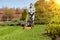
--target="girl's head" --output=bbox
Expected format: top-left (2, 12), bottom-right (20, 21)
top-left (30, 3), bottom-right (33, 8)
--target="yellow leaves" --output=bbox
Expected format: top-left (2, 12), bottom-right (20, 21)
top-left (47, 24), bottom-right (60, 35)
top-left (6, 8), bottom-right (15, 14)
top-left (54, 0), bottom-right (60, 4)
top-left (45, 0), bottom-right (50, 2)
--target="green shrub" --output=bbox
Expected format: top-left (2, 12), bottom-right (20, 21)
top-left (47, 10), bottom-right (60, 40)
top-left (47, 23), bottom-right (60, 40)
top-left (21, 9), bottom-right (27, 20)
top-left (0, 19), bottom-right (21, 26)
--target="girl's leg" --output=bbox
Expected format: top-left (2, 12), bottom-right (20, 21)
top-left (32, 15), bottom-right (34, 27)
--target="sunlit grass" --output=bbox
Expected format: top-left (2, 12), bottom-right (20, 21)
top-left (0, 25), bottom-right (51, 40)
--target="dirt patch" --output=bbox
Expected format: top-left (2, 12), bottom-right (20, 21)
top-left (55, 37), bottom-right (60, 40)
top-left (38, 33), bottom-right (49, 37)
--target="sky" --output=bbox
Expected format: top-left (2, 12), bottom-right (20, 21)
top-left (0, 0), bottom-right (37, 8)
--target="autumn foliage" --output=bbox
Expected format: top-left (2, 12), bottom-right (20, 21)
top-left (0, 8), bottom-right (23, 21)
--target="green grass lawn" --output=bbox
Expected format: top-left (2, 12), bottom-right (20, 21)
top-left (0, 25), bottom-right (51, 40)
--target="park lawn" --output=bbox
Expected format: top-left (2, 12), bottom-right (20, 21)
top-left (0, 25), bottom-right (51, 40)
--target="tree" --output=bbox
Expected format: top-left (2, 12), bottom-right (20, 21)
top-left (34, 0), bottom-right (54, 24)
top-left (2, 8), bottom-right (15, 21)
top-left (45, 0), bottom-right (60, 40)
top-left (21, 9), bottom-right (27, 20)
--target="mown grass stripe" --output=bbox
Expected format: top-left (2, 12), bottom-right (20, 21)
top-left (0, 27), bottom-right (10, 31)
top-left (0, 26), bottom-right (20, 36)
top-left (0, 27), bottom-right (24, 40)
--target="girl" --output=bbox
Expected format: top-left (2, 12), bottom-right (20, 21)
top-left (28, 3), bottom-right (36, 21)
